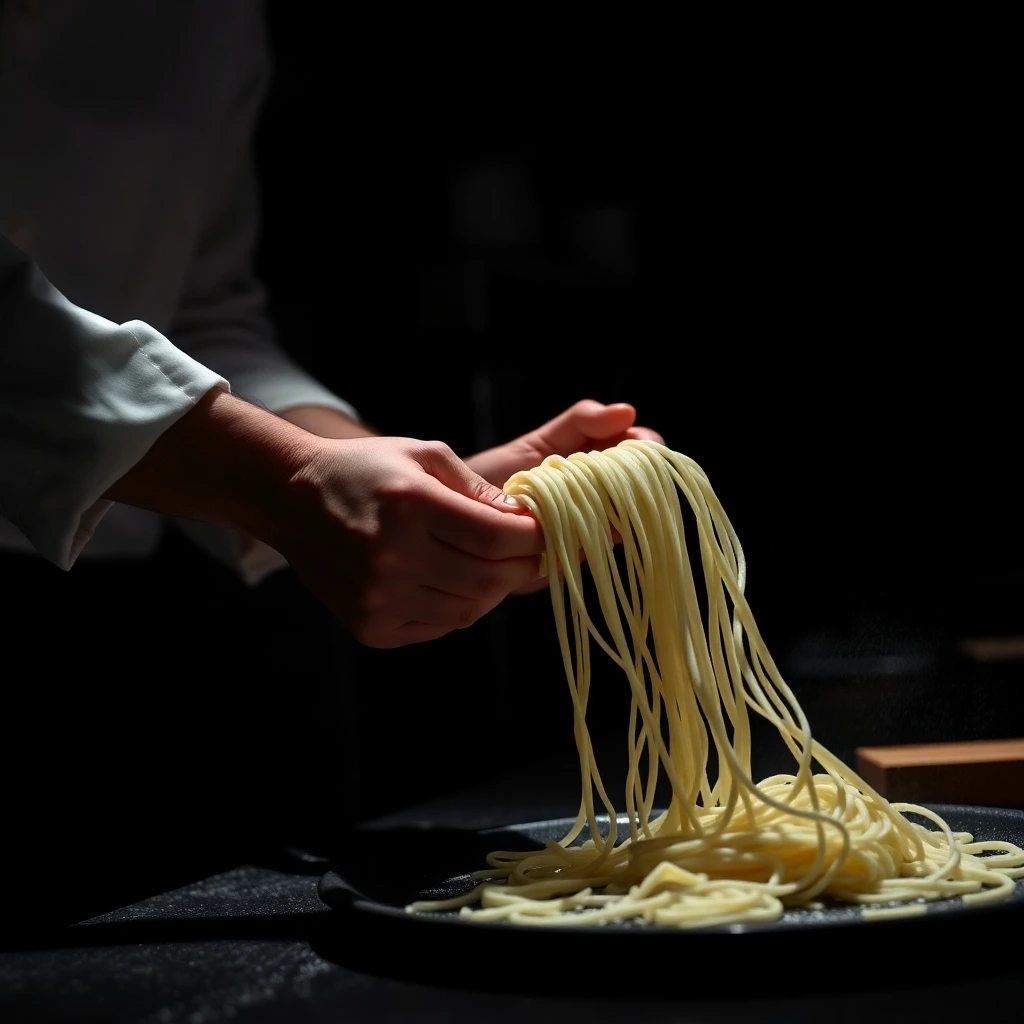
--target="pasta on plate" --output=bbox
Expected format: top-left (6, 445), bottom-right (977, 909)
top-left (408, 440), bottom-right (1024, 928)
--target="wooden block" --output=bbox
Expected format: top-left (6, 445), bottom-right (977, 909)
top-left (957, 636), bottom-right (1024, 663)
top-left (855, 738), bottom-right (1024, 809)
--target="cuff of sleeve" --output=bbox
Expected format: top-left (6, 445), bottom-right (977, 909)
top-left (240, 538), bottom-right (290, 586)
top-left (169, 519), bottom-right (289, 587)
top-left (25, 320), bottom-right (229, 570)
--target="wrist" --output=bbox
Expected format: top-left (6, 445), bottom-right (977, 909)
top-left (104, 387), bottom-right (317, 543)
top-left (279, 404), bottom-right (376, 440)
top-left (208, 392), bottom-right (320, 546)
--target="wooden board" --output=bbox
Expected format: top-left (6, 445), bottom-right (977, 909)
top-left (855, 738), bottom-right (1024, 809)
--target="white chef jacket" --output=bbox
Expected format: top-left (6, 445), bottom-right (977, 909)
top-left (0, 0), bottom-right (358, 576)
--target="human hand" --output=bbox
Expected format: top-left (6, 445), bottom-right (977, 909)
top-left (232, 404), bottom-right (379, 582)
top-left (464, 400), bottom-right (663, 594)
top-left (465, 399), bottom-right (663, 487)
top-left (103, 392), bottom-right (542, 646)
top-left (268, 436), bottom-right (545, 648)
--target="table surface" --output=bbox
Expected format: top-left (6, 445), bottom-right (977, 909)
top-left (2, 747), bottom-right (1022, 1024)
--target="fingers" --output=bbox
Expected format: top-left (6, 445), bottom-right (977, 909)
top-left (464, 401), bottom-right (663, 489)
top-left (391, 586), bottom-right (490, 629)
top-left (303, 550), bottom-right (539, 648)
top-left (424, 493), bottom-right (544, 563)
top-left (534, 399), bottom-right (637, 453)
top-left (347, 565), bottom-right (541, 648)
top-left (564, 425), bottom-right (666, 452)
top-left (625, 425), bottom-right (665, 444)
top-left (407, 442), bottom-right (544, 560)
top-left (420, 544), bottom-right (542, 600)
top-left (371, 612), bottom-right (503, 648)
top-left (570, 400), bottom-right (640, 440)
top-left (282, 436), bottom-right (551, 649)
top-left (415, 439), bottom-right (522, 512)
top-left (377, 622), bottom-right (451, 648)
top-left (510, 575), bottom-right (552, 596)
top-left (534, 399), bottom-right (665, 455)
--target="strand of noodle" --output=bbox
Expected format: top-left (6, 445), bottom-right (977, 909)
top-left (590, 446), bottom-right (843, 894)
top-left (544, 456), bottom-right (704, 838)
top-left (406, 440), bottom-right (1022, 927)
top-left (525, 470), bottom-right (618, 853)
top-left (624, 446), bottom-right (846, 894)
top-left (567, 452), bottom-right (668, 839)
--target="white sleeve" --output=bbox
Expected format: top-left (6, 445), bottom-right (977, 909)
top-left (0, 236), bottom-right (229, 570)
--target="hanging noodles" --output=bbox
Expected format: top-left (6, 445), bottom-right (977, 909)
top-left (407, 440), bottom-right (1024, 928)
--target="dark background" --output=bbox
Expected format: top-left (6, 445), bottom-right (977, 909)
top-left (0, 4), bottom-right (1020, 958)
top-left (3, 15), bottom-right (1021, 1022)
top-left (243, 11), bottom-right (1022, 830)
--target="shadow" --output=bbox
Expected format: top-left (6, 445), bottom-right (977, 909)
top-left (0, 825), bottom-right (533, 956)
top-left (317, 824), bottom-right (537, 910)
top-left (0, 909), bottom-right (333, 954)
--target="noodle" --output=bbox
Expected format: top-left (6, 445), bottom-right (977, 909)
top-left (407, 440), bottom-right (1024, 928)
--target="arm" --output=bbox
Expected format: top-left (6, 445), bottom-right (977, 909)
top-left (0, 240), bottom-right (542, 645)
top-left (106, 392), bottom-right (545, 648)
top-left (102, 386), bottom-right (304, 540)
top-left (277, 405), bottom-right (376, 440)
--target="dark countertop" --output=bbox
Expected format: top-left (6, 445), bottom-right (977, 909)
top-left (2, 742), bottom-right (1022, 1024)
top-left (3, 614), bottom-right (1022, 1023)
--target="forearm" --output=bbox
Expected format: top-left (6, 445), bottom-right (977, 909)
top-left (279, 404), bottom-right (377, 440)
top-left (103, 388), bottom-right (315, 547)
top-left (150, 402), bottom-right (374, 583)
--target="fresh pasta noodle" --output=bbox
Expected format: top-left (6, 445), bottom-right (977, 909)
top-left (407, 440), bottom-right (1024, 928)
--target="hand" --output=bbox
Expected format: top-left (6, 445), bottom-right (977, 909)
top-left (465, 399), bottom-right (664, 488)
top-left (271, 436), bottom-right (545, 648)
top-left (465, 400), bottom-right (664, 594)
top-left (105, 391), bottom-right (544, 647)
top-left (233, 404), bottom-right (378, 578)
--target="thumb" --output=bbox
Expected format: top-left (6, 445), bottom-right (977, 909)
top-left (571, 400), bottom-right (638, 440)
top-left (416, 440), bottom-right (534, 516)
top-left (537, 399), bottom-right (638, 452)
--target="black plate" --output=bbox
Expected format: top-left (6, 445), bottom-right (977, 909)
top-left (319, 803), bottom-right (1023, 931)
top-left (315, 804), bottom-right (1023, 993)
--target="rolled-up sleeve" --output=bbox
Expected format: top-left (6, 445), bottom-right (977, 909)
top-left (0, 236), bottom-right (229, 570)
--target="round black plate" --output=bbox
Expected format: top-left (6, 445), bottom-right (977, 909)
top-left (319, 803), bottom-right (1024, 936)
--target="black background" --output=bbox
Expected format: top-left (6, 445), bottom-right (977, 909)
top-left (2, 4), bottom-right (1022, 972)
top-left (243, 12), bottom-right (1022, 822)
